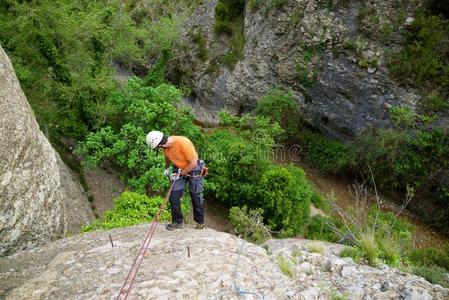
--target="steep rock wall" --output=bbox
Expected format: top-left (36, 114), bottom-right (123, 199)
top-left (173, 0), bottom-right (430, 139)
top-left (0, 45), bottom-right (94, 256)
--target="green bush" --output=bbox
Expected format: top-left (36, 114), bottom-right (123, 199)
top-left (408, 246), bottom-right (449, 271)
top-left (305, 216), bottom-right (339, 242)
top-left (340, 247), bottom-right (363, 263)
top-left (229, 206), bottom-right (271, 244)
top-left (352, 127), bottom-right (449, 193)
top-left (310, 191), bottom-right (329, 212)
top-left (259, 165), bottom-right (312, 235)
top-left (389, 14), bottom-right (449, 98)
top-left (271, 0), bottom-right (287, 9)
top-left (77, 77), bottom-right (200, 193)
top-left (214, 0), bottom-right (245, 34)
top-left (0, 1), bottom-right (188, 141)
top-left (201, 112), bottom-right (312, 236)
top-left (82, 192), bottom-right (171, 231)
top-left (389, 107), bottom-right (417, 128)
top-left (255, 88), bottom-right (300, 141)
top-left (301, 129), bottom-right (353, 174)
top-left (248, 0), bottom-right (261, 12)
top-left (411, 265), bottom-right (449, 287)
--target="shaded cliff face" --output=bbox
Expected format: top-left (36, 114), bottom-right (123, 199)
top-left (0, 46), bottom-right (94, 256)
top-left (0, 225), bottom-right (447, 299)
top-left (173, 0), bottom-right (427, 139)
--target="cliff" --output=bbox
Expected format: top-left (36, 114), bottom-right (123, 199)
top-left (0, 45), bottom-right (94, 256)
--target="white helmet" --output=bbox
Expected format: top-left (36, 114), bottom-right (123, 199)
top-left (146, 131), bottom-right (164, 149)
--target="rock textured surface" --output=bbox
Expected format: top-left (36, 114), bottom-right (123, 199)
top-left (0, 45), bottom-right (94, 256)
top-left (174, 0), bottom-right (430, 139)
top-left (0, 225), bottom-right (447, 299)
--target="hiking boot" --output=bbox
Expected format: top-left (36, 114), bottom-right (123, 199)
top-left (195, 223), bottom-right (205, 230)
top-left (165, 222), bottom-right (183, 231)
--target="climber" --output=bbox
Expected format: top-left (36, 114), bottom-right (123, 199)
top-left (146, 130), bottom-right (206, 230)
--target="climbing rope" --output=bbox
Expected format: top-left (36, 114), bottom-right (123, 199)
top-left (232, 239), bottom-right (265, 299)
top-left (215, 239), bottom-right (265, 299)
top-left (116, 178), bottom-right (177, 300)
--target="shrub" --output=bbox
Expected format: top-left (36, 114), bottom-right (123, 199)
top-left (248, 0), bottom-right (261, 12)
top-left (389, 14), bottom-right (449, 97)
top-left (328, 182), bottom-right (415, 267)
top-left (201, 112), bottom-right (312, 236)
top-left (200, 112), bottom-right (282, 204)
top-left (389, 107), bottom-right (417, 128)
top-left (214, 0), bottom-right (245, 34)
top-left (0, 0), bottom-right (164, 140)
top-left (259, 165), bottom-right (312, 235)
top-left (340, 247), bottom-right (363, 263)
top-left (77, 77), bottom-right (201, 193)
top-left (301, 129), bottom-right (353, 174)
top-left (271, 0), bottom-right (287, 9)
top-left (82, 192), bottom-right (171, 231)
top-left (310, 191), bottom-right (329, 212)
top-left (352, 127), bottom-right (449, 193)
top-left (229, 206), bottom-right (271, 244)
top-left (411, 265), bottom-right (449, 287)
top-left (255, 88), bottom-right (300, 141)
top-left (305, 216), bottom-right (339, 242)
top-left (408, 246), bottom-right (449, 271)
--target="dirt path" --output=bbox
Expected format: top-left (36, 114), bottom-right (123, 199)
top-left (84, 168), bottom-right (125, 218)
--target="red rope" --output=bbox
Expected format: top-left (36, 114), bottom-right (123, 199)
top-left (116, 179), bottom-right (177, 300)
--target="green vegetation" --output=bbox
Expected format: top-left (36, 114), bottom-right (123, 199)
top-left (229, 206), bottom-right (271, 244)
top-left (271, 0), bottom-right (287, 9)
top-left (214, 0), bottom-right (245, 34)
top-left (0, 0), bottom-right (190, 141)
top-left (214, 0), bottom-right (245, 69)
top-left (305, 216), bottom-right (339, 242)
top-left (307, 241), bottom-right (325, 254)
top-left (81, 192), bottom-right (171, 231)
top-left (191, 28), bottom-right (208, 61)
top-left (410, 265), bottom-right (449, 287)
top-left (202, 112), bottom-right (313, 236)
top-left (77, 77), bottom-right (200, 193)
top-left (408, 246), bottom-right (449, 271)
top-left (388, 8), bottom-right (448, 110)
top-left (300, 130), bottom-right (353, 174)
top-left (277, 255), bottom-right (294, 277)
top-left (248, 0), bottom-right (261, 12)
top-left (255, 88), bottom-right (299, 141)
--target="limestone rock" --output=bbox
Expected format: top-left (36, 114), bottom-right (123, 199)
top-left (0, 227), bottom-right (447, 299)
top-left (173, 0), bottom-right (430, 140)
top-left (0, 45), bottom-right (94, 256)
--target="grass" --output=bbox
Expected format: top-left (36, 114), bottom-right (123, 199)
top-left (357, 231), bottom-right (379, 266)
top-left (278, 255), bottom-right (295, 278)
top-left (307, 241), bottom-right (325, 254)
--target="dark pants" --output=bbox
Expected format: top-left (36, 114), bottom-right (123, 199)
top-left (169, 163), bottom-right (204, 224)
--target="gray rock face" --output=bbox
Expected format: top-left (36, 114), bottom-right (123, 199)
top-left (0, 45), bottom-right (94, 256)
top-left (174, 0), bottom-right (426, 139)
top-left (0, 226), bottom-right (447, 299)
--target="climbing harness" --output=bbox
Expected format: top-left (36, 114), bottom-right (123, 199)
top-left (116, 177), bottom-right (178, 300)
